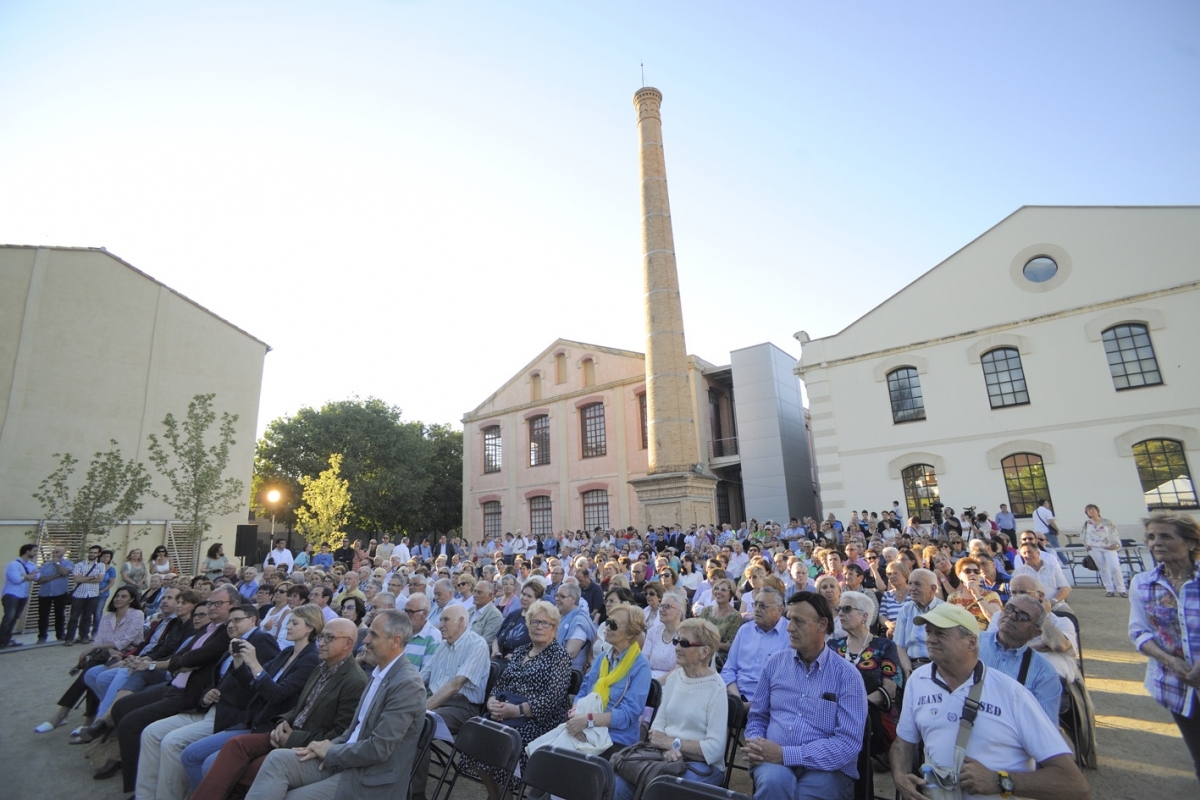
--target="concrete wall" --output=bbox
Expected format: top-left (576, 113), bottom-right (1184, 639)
top-left (797, 207), bottom-right (1200, 535)
top-left (0, 246), bottom-right (268, 561)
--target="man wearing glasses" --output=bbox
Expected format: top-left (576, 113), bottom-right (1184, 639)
top-left (978, 592), bottom-right (1064, 723)
top-left (402, 593), bottom-right (441, 672)
top-left (722, 586), bottom-right (791, 706)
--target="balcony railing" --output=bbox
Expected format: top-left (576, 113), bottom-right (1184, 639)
top-left (709, 437), bottom-right (740, 459)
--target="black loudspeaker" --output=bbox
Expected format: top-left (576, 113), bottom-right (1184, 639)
top-left (235, 525), bottom-right (259, 558)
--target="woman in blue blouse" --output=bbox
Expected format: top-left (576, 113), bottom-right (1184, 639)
top-left (92, 550), bottom-right (117, 638)
top-left (568, 603), bottom-right (651, 757)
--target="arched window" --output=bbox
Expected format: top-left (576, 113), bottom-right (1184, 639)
top-left (582, 357), bottom-right (596, 387)
top-left (482, 501), bottom-right (502, 538)
top-left (887, 367), bottom-right (926, 424)
top-left (1133, 439), bottom-right (1198, 509)
top-left (902, 464), bottom-right (939, 522)
top-left (1001, 453), bottom-right (1052, 517)
top-left (529, 495), bottom-right (553, 535)
top-left (530, 372), bottom-right (542, 401)
top-left (981, 347), bottom-right (1030, 408)
top-left (555, 353), bottom-right (568, 384)
top-left (529, 415), bottom-right (551, 467)
top-left (583, 489), bottom-right (609, 529)
top-left (1103, 324), bottom-right (1163, 390)
top-left (581, 403), bottom-right (606, 458)
top-left (482, 426), bottom-right (501, 473)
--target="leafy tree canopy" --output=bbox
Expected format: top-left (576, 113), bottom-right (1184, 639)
top-left (255, 397), bottom-right (462, 536)
top-left (32, 440), bottom-right (152, 544)
top-left (294, 453), bottom-right (351, 547)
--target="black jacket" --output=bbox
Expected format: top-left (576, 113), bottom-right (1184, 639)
top-left (210, 628), bottom-right (282, 732)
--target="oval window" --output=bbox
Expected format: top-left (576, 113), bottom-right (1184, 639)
top-left (1022, 256), bottom-right (1058, 283)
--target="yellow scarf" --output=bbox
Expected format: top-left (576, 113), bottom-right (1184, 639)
top-left (595, 642), bottom-right (641, 708)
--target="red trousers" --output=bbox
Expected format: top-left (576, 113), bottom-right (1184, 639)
top-left (190, 732), bottom-right (273, 800)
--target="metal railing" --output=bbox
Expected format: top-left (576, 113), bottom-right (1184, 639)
top-left (709, 437), bottom-right (740, 459)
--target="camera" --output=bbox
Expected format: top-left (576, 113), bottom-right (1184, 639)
top-left (962, 505), bottom-right (976, 520)
top-left (232, 640), bottom-right (246, 654)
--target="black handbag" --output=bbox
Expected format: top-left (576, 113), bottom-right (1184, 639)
top-left (611, 742), bottom-right (689, 800)
top-left (1082, 554), bottom-right (1098, 571)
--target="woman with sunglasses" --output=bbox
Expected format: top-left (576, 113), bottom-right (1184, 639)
top-left (832, 591), bottom-right (902, 759)
top-left (947, 556), bottom-right (1003, 626)
top-left (568, 603), bottom-right (651, 757)
top-left (612, 618), bottom-right (728, 800)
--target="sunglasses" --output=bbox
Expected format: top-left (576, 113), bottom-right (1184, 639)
top-left (835, 605), bottom-right (860, 615)
top-left (1001, 604), bottom-right (1034, 623)
top-left (960, 568), bottom-right (981, 575)
top-left (671, 637), bottom-right (704, 648)
top-left (605, 619), bottom-right (621, 631)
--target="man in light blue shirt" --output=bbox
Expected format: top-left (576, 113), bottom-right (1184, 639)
top-left (995, 504), bottom-right (1017, 548)
top-left (893, 568), bottom-right (943, 670)
top-left (722, 586), bottom-right (791, 704)
top-left (36, 546), bottom-right (73, 642)
top-left (2, 544), bottom-right (39, 647)
top-left (979, 596), bottom-right (1062, 723)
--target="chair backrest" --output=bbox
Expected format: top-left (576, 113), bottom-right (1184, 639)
top-left (569, 668), bottom-right (584, 697)
top-left (522, 746), bottom-right (615, 800)
top-left (453, 717), bottom-right (524, 773)
top-left (487, 658), bottom-right (507, 698)
top-left (646, 677), bottom-right (664, 724)
top-left (1052, 609), bottom-right (1085, 676)
top-left (853, 715), bottom-right (873, 800)
top-left (643, 776), bottom-right (751, 800)
top-left (722, 693), bottom-right (746, 788)
top-left (409, 713), bottom-right (438, 800)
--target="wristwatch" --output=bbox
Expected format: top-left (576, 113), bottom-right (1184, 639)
top-left (147, 662), bottom-right (156, 671)
top-left (586, 713), bottom-right (595, 729)
top-left (672, 738), bottom-right (682, 751)
top-left (997, 770), bottom-right (1014, 798)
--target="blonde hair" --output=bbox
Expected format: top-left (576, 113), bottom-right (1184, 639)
top-left (611, 603), bottom-right (647, 638)
top-left (524, 599), bottom-right (561, 628)
top-left (678, 617), bottom-right (721, 651)
top-left (288, 604), bottom-right (325, 643)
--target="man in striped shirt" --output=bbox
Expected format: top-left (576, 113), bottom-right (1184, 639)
top-left (402, 592), bottom-right (441, 671)
top-left (744, 591), bottom-right (867, 800)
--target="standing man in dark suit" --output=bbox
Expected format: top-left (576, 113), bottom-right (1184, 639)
top-left (433, 535), bottom-right (455, 561)
top-left (246, 609), bottom-right (426, 800)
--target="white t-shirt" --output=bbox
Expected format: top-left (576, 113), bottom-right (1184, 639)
top-left (898, 663), bottom-right (1070, 798)
top-left (1032, 507), bottom-right (1055, 535)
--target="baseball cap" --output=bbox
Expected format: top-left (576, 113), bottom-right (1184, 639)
top-left (914, 603), bottom-right (980, 636)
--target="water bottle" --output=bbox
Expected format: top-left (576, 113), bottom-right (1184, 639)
top-left (921, 764), bottom-right (938, 798)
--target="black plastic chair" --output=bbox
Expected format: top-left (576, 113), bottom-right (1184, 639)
top-left (519, 745), bottom-right (615, 800)
top-left (853, 716), bottom-right (875, 800)
top-left (646, 677), bottom-right (663, 724)
top-left (644, 776), bottom-right (751, 800)
top-left (409, 713), bottom-right (438, 800)
top-left (569, 668), bottom-right (584, 698)
top-left (430, 716), bottom-right (524, 800)
top-left (722, 693), bottom-right (747, 789)
top-left (487, 658), bottom-right (507, 698)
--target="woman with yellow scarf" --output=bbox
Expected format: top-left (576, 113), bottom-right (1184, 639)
top-left (566, 603), bottom-right (652, 757)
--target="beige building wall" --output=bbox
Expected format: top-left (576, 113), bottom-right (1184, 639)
top-left (462, 339), bottom-right (723, 539)
top-left (797, 206), bottom-right (1200, 535)
top-left (0, 246), bottom-right (268, 561)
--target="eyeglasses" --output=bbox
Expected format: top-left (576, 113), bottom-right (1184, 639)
top-left (207, 599), bottom-right (230, 607)
top-left (960, 568), bottom-right (981, 575)
top-left (1001, 604), bottom-right (1034, 623)
top-left (226, 616), bottom-right (249, 625)
top-left (528, 619), bottom-right (554, 629)
top-left (671, 637), bottom-right (704, 648)
top-left (866, 555), bottom-right (878, 560)
top-left (835, 605), bottom-right (860, 615)
top-left (752, 602), bottom-right (779, 611)
top-left (605, 619), bottom-right (621, 631)
top-left (316, 633), bottom-right (351, 643)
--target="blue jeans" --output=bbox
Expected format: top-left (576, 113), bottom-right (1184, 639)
top-left (0, 594), bottom-right (27, 646)
top-left (750, 762), bottom-right (853, 800)
top-left (182, 727), bottom-right (248, 789)
top-left (613, 762), bottom-right (723, 800)
top-left (86, 665), bottom-right (132, 718)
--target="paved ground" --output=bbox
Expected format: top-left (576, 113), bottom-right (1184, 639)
top-left (2, 584), bottom-right (1193, 799)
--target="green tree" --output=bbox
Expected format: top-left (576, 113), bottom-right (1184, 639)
top-left (147, 393), bottom-right (244, 539)
top-left (31, 441), bottom-right (152, 544)
top-left (294, 453), bottom-right (351, 547)
top-left (255, 397), bottom-right (462, 534)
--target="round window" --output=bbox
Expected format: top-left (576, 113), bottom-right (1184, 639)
top-left (1022, 256), bottom-right (1058, 283)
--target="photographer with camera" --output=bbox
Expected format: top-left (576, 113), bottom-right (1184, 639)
top-left (890, 604), bottom-right (1089, 800)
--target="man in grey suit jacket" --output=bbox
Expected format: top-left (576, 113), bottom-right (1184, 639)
top-left (246, 609), bottom-right (425, 800)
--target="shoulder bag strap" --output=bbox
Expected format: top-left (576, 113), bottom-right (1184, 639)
top-left (954, 666), bottom-right (987, 754)
top-left (1016, 648), bottom-right (1034, 686)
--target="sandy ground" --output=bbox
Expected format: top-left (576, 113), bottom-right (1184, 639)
top-left (2, 583), bottom-right (1193, 799)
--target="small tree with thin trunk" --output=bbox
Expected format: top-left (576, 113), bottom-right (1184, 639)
top-left (294, 453), bottom-right (351, 548)
top-left (32, 441), bottom-right (152, 545)
top-left (147, 393), bottom-right (244, 541)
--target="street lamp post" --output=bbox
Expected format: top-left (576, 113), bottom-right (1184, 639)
top-left (267, 489), bottom-right (281, 538)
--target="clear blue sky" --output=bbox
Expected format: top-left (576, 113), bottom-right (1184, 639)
top-left (2, 1), bottom-right (1196, 436)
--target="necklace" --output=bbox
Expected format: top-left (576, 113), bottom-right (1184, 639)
top-left (843, 632), bottom-right (869, 664)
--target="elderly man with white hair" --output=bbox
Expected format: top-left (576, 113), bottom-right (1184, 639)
top-left (990, 574), bottom-right (1079, 683)
top-left (892, 568), bottom-right (943, 675)
top-left (427, 578), bottom-right (459, 628)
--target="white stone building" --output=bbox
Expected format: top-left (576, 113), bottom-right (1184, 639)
top-left (796, 206), bottom-right (1199, 534)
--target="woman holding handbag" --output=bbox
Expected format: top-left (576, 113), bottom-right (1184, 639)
top-left (611, 618), bottom-right (728, 800)
top-left (1083, 504), bottom-right (1126, 597)
top-left (566, 603), bottom-right (651, 757)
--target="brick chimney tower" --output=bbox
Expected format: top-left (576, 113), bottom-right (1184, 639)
top-left (629, 87), bottom-right (716, 527)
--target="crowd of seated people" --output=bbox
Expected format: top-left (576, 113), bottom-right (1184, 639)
top-left (13, 504), bottom-right (1171, 799)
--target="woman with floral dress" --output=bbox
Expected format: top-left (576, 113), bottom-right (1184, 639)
top-left (831, 590), bottom-right (903, 756)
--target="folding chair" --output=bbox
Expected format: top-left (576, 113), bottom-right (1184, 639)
top-left (518, 745), bottom-right (615, 800)
top-left (853, 716), bottom-right (878, 800)
top-left (568, 668), bottom-right (584, 698)
top-left (1119, 539), bottom-right (1146, 578)
top-left (1052, 609), bottom-right (1085, 677)
top-left (721, 693), bottom-right (747, 789)
top-left (487, 658), bottom-right (507, 698)
top-left (646, 678), bottom-right (663, 724)
top-left (409, 713), bottom-right (437, 800)
top-left (1059, 677), bottom-right (1098, 770)
top-left (644, 775), bottom-right (751, 800)
top-left (430, 716), bottom-right (524, 800)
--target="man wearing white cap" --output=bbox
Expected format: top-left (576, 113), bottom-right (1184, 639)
top-left (890, 603), bottom-right (1090, 800)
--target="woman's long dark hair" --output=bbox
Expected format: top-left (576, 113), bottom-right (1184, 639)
top-left (108, 584), bottom-right (143, 613)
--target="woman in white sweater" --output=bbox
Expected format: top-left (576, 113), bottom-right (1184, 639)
top-left (612, 618), bottom-right (729, 800)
